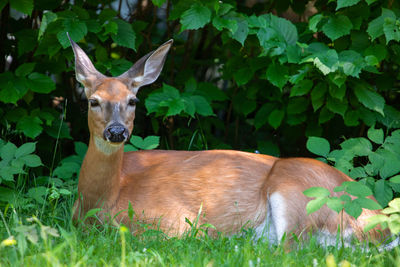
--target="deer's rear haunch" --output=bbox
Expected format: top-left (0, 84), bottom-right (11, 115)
top-left (69, 35), bottom-right (388, 246)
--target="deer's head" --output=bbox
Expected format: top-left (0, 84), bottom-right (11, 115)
top-left (69, 35), bottom-right (172, 149)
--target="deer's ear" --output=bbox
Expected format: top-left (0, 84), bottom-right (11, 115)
top-left (118, 39), bottom-right (173, 94)
top-left (68, 33), bottom-right (105, 97)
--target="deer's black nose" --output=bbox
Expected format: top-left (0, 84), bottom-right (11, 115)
top-left (104, 123), bottom-right (129, 143)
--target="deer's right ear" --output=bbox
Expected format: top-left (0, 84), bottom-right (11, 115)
top-left (68, 33), bottom-right (105, 97)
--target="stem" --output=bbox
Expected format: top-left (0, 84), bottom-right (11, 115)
top-left (0, 209), bottom-right (11, 237)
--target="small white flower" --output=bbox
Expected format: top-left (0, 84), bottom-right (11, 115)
top-left (234, 245), bottom-right (239, 252)
top-left (313, 258), bottom-right (318, 267)
top-left (143, 247), bottom-right (147, 252)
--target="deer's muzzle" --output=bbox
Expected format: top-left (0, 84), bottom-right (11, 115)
top-left (103, 123), bottom-right (129, 143)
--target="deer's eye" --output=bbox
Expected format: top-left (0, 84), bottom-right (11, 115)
top-left (89, 99), bottom-right (100, 107)
top-left (128, 98), bottom-right (139, 106)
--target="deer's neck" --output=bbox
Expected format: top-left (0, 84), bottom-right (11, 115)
top-left (78, 136), bottom-right (124, 211)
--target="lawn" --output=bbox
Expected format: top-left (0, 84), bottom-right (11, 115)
top-left (1, 197), bottom-right (399, 267)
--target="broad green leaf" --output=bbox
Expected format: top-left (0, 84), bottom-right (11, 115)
top-left (1, 142), bottom-right (17, 162)
top-left (290, 79), bottom-right (313, 97)
top-left (354, 84), bottom-right (385, 116)
top-left (268, 109), bottom-right (284, 129)
top-left (383, 17), bottom-right (400, 44)
top-left (39, 11), bottom-right (57, 39)
top-left (311, 49), bottom-right (339, 75)
top-left (383, 198), bottom-right (400, 214)
top-left (364, 214), bottom-right (389, 232)
top-left (349, 167), bottom-right (367, 179)
top-left (354, 197), bottom-right (382, 210)
top-left (257, 27), bottom-right (277, 48)
top-left (266, 63), bottom-right (288, 90)
top-left (303, 187), bottom-right (331, 198)
top-left (15, 63), bottom-right (36, 77)
top-left (340, 138), bottom-right (372, 156)
top-left (344, 182), bottom-right (373, 197)
top-left (103, 21), bottom-right (118, 35)
top-left (21, 154), bottom-right (42, 167)
top-left (374, 179), bottom-right (393, 207)
top-left (124, 144), bottom-right (138, 152)
top-left (319, 107), bottom-right (334, 124)
top-left (287, 97), bottom-right (309, 114)
top-left (364, 214), bottom-right (388, 232)
top-left (327, 197), bottom-right (343, 213)
top-left (309, 14), bottom-right (323, 32)
top-left (328, 82), bottom-right (346, 100)
top-left (254, 103), bottom-right (274, 129)
top-left (160, 98), bottom-right (185, 117)
top-left (130, 135), bottom-right (160, 150)
top-left (367, 9), bottom-right (395, 41)
top-left (27, 186), bottom-right (48, 204)
top-left (215, 3), bottom-right (234, 16)
top-left (365, 55), bottom-right (379, 66)
top-left (152, 0), bottom-right (166, 7)
top-left (57, 19), bottom-right (88, 48)
top-left (233, 92), bottom-right (256, 117)
top-left (86, 19), bottom-right (101, 33)
top-left (390, 175), bottom-right (400, 184)
top-left (0, 187), bottom-right (15, 202)
top-left (15, 142), bottom-right (36, 158)
top-left (197, 82), bottom-right (227, 102)
top-left (28, 73), bottom-right (56, 94)
top-left (339, 194), bottom-right (352, 202)
top-left (326, 97), bottom-right (347, 116)
top-left (322, 15), bottom-right (353, 41)
top-left (344, 110), bottom-right (359, 127)
top-left (306, 197), bottom-right (327, 214)
top-left (388, 214), bottom-right (400, 234)
top-left (16, 116), bottom-right (43, 139)
top-left (10, 0), bottom-right (33, 16)
top-left (339, 50), bottom-right (365, 77)
top-left (0, 79), bottom-right (25, 104)
top-left (311, 83), bottom-right (327, 111)
top-left (180, 3), bottom-right (211, 31)
top-left (270, 15), bottom-right (298, 45)
top-left (212, 16), bottom-right (237, 33)
top-left (233, 68), bottom-right (253, 86)
top-left (336, 0), bottom-right (361, 10)
top-left (232, 19), bottom-right (249, 45)
top-left (367, 127), bottom-right (384, 144)
top-left (191, 95), bottom-right (214, 116)
top-left (306, 137), bottom-right (330, 157)
top-left (344, 200), bottom-right (362, 219)
top-left (247, 14), bottom-right (267, 28)
top-left (53, 162), bottom-right (81, 179)
top-left (111, 19), bottom-right (136, 50)
top-left (375, 149), bottom-right (400, 179)
top-left (182, 96), bottom-right (195, 117)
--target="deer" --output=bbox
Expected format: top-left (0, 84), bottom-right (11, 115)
top-left (68, 35), bottom-right (392, 248)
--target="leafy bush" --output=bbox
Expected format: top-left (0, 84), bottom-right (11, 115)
top-left (307, 127), bottom-right (400, 209)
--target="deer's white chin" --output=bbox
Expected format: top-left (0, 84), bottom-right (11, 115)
top-left (94, 136), bottom-right (124, 155)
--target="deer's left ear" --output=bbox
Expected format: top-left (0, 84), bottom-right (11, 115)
top-left (68, 33), bottom-right (105, 97)
top-left (118, 39), bottom-right (173, 94)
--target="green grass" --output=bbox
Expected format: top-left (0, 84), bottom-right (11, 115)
top-left (1, 196), bottom-right (400, 267)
